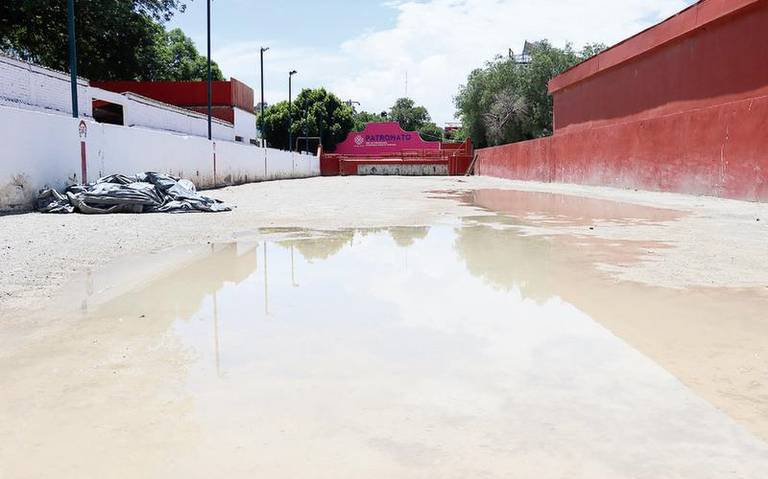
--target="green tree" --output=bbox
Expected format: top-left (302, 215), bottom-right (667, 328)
top-left (417, 122), bottom-right (444, 142)
top-left (261, 88), bottom-right (354, 152)
top-left (352, 110), bottom-right (387, 131)
top-left (0, 1), bottom-right (223, 81)
top-left (388, 97), bottom-right (445, 142)
top-left (389, 98), bottom-right (431, 132)
top-left (454, 40), bottom-right (606, 147)
top-left (151, 28), bottom-right (223, 81)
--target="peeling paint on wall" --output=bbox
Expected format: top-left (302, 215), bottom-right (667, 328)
top-left (0, 174), bottom-right (33, 212)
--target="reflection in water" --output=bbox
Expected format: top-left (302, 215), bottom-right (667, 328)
top-left (467, 188), bottom-right (686, 226)
top-left (456, 224), bottom-right (555, 301)
top-left (459, 189), bottom-right (768, 443)
top-left (2, 218), bottom-right (768, 478)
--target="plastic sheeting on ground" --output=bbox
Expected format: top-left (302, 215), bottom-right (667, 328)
top-left (37, 173), bottom-right (232, 214)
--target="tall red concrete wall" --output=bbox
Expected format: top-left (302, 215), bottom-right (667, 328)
top-left (477, 93), bottom-right (768, 201)
top-left (552, 0), bottom-right (768, 133)
top-left (477, 0), bottom-right (768, 201)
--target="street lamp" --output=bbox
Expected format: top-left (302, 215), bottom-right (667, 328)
top-left (259, 47), bottom-right (269, 146)
top-left (206, 0), bottom-right (212, 140)
top-left (288, 70), bottom-right (297, 152)
top-left (67, 0), bottom-right (78, 118)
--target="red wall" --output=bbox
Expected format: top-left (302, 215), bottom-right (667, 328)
top-left (477, 0), bottom-right (768, 202)
top-left (477, 94), bottom-right (768, 201)
top-left (552, 0), bottom-right (768, 133)
top-left (186, 106), bottom-right (235, 124)
top-left (91, 79), bottom-right (254, 112)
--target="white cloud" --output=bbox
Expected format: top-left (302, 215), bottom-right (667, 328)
top-left (215, 0), bottom-right (693, 125)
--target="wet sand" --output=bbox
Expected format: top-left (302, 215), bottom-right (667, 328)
top-left (2, 178), bottom-right (768, 477)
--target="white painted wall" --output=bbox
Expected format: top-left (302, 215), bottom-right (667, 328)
top-left (90, 88), bottom-right (233, 141)
top-left (0, 105), bottom-right (320, 212)
top-left (0, 54), bottom-right (91, 116)
top-left (1, 55), bottom-right (250, 142)
top-left (233, 107), bottom-right (257, 144)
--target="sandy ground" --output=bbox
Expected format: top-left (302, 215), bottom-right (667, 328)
top-left (1, 175), bottom-right (766, 318)
top-left (2, 176), bottom-right (768, 477)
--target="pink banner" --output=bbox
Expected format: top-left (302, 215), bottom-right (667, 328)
top-left (334, 122), bottom-right (440, 155)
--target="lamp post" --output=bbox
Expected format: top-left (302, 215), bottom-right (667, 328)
top-left (288, 70), bottom-right (297, 152)
top-left (206, 0), bottom-right (212, 140)
top-left (67, 0), bottom-right (78, 118)
top-left (259, 47), bottom-right (270, 146)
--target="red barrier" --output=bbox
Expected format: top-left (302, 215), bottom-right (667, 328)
top-left (477, 0), bottom-right (768, 202)
top-left (476, 94), bottom-right (768, 201)
top-left (551, 0), bottom-right (768, 134)
top-left (320, 138), bottom-right (473, 176)
top-left (91, 79), bottom-right (254, 112)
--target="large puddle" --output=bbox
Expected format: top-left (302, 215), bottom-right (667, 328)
top-left (2, 190), bottom-right (768, 478)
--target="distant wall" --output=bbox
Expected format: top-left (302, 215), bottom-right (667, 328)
top-left (90, 79), bottom-right (254, 111)
top-left (233, 107), bottom-right (257, 145)
top-left (0, 105), bottom-right (320, 212)
top-left (0, 55), bottom-right (91, 116)
top-left (0, 55), bottom-right (256, 142)
top-left (90, 88), bottom-right (234, 141)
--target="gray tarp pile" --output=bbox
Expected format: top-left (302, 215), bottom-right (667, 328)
top-left (37, 172), bottom-right (231, 214)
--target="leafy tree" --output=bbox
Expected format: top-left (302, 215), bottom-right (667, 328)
top-left (150, 28), bottom-right (223, 81)
top-left (445, 126), bottom-right (469, 143)
top-left (389, 98), bottom-right (431, 132)
top-left (261, 88), bottom-right (354, 152)
top-left (352, 110), bottom-right (387, 131)
top-left (387, 97), bottom-right (445, 142)
top-left (0, 1), bottom-right (223, 81)
top-left (416, 122), bottom-right (444, 142)
top-left (454, 40), bottom-right (606, 148)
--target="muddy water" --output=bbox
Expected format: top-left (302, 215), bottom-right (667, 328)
top-left (2, 192), bottom-right (768, 478)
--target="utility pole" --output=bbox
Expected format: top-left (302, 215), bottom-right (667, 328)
top-left (206, 0), bottom-right (212, 140)
top-left (67, 0), bottom-right (78, 118)
top-left (288, 70), bottom-right (297, 152)
top-left (260, 47), bottom-right (270, 146)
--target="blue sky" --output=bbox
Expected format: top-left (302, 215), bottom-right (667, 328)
top-left (169, 0), bottom-right (696, 125)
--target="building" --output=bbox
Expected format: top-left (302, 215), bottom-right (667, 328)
top-left (476, 0), bottom-right (768, 201)
top-left (92, 79), bottom-right (257, 144)
top-left (0, 53), bottom-right (320, 212)
top-left (0, 53), bottom-right (252, 143)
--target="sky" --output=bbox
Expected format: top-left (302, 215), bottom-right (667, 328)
top-left (169, 0), bottom-right (697, 125)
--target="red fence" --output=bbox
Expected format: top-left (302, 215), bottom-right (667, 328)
top-left (321, 139), bottom-right (473, 177)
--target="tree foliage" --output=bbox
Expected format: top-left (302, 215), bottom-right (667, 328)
top-left (454, 40), bottom-right (606, 148)
top-left (0, 1), bottom-right (223, 81)
top-left (150, 28), bottom-right (223, 81)
top-left (352, 110), bottom-right (387, 131)
top-left (389, 98), bottom-right (431, 132)
top-left (352, 98), bottom-right (445, 141)
top-left (261, 88), bottom-right (354, 152)
top-left (388, 97), bottom-right (444, 141)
